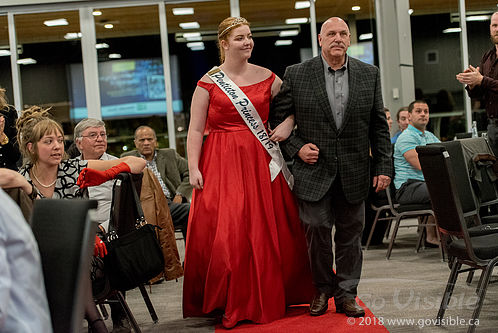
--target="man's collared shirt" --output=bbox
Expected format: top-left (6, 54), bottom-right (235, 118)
top-left (322, 55), bottom-right (349, 129)
top-left (394, 124), bottom-right (440, 189)
top-left (142, 151), bottom-right (171, 199)
top-left (76, 152), bottom-right (117, 231)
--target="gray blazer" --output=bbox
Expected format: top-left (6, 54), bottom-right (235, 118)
top-left (121, 148), bottom-right (192, 200)
top-left (272, 55), bottom-right (392, 203)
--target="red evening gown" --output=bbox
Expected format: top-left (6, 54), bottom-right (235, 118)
top-left (183, 73), bottom-right (314, 328)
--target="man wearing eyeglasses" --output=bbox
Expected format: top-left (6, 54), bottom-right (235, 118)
top-left (74, 118), bottom-right (132, 333)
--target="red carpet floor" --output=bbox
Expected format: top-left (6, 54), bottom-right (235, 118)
top-left (215, 298), bottom-right (388, 332)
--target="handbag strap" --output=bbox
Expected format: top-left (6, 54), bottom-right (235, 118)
top-left (107, 173), bottom-right (146, 239)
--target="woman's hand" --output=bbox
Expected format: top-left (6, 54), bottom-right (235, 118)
top-left (77, 162), bottom-right (131, 189)
top-left (269, 115), bottom-right (295, 142)
top-left (190, 168), bottom-right (204, 190)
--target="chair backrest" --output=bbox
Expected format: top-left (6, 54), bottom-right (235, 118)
top-left (31, 199), bottom-right (98, 333)
top-left (417, 145), bottom-right (483, 263)
top-left (416, 145), bottom-right (466, 236)
top-left (429, 141), bottom-right (478, 215)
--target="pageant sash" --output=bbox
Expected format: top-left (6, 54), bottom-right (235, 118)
top-left (207, 66), bottom-right (294, 189)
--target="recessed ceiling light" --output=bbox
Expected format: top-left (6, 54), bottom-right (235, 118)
top-left (187, 42), bottom-right (204, 48)
top-left (466, 15), bottom-right (491, 21)
top-left (44, 18), bottom-right (68, 27)
top-left (95, 43), bottom-right (109, 49)
top-left (92, 10), bottom-right (102, 16)
top-left (359, 33), bottom-right (373, 40)
top-left (279, 30), bottom-right (299, 37)
top-left (0, 50), bottom-right (11, 56)
top-left (408, 9), bottom-right (414, 15)
top-left (190, 46), bottom-right (205, 51)
top-left (352, 6), bottom-right (361, 11)
top-left (295, 1), bottom-right (310, 9)
top-left (17, 58), bottom-right (37, 65)
top-left (104, 24), bottom-right (114, 29)
top-left (275, 40), bottom-right (293, 46)
top-left (64, 32), bottom-right (82, 39)
top-left (179, 22), bottom-right (200, 29)
top-left (109, 53), bottom-right (122, 59)
top-left (285, 18), bottom-right (308, 24)
top-left (173, 8), bottom-right (194, 15)
top-left (443, 27), bottom-right (461, 33)
top-left (183, 32), bottom-right (202, 41)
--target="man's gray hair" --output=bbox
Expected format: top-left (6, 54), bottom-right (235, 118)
top-left (74, 118), bottom-right (106, 141)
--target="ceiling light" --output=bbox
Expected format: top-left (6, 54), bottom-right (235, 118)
top-left (190, 46), bottom-right (205, 51)
top-left (352, 6), bottom-right (361, 11)
top-left (179, 22), bottom-right (200, 29)
top-left (275, 40), bottom-right (293, 46)
top-left (64, 32), bottom-right (82, 39)
top-left (95, 43), bottom-right (109, 49)
top-left (104, 24), bottom-right (114, 29)
top-left (44, 18), bottom-right (68, 27)
top-left (408, 9), bottom-right (414, 15)
top-left (187, 42), bottom-right (204, 48)
top-left (443, 27), bottom-right (461, 33)
top-left (466, 15), bottom-right (491, 21)
top-left (183, 32), bottom-right (202, 41)
top-left (295, 1), bottom-right (310, 9)
top-left (173, 8), bottom-right (194, 15)
top-left (285, 18), bottom-right (308, 24)
top-left (92, 10), bottom-right (102, 16)
top-left (109, 53), bottom-right (121, 59)
top-left (17, 58), bottom-right (37, 65)
top-left (359, 33), bottom-right (373, 40)
top-left (279, 30), bottom-right (299, 37)
top-left (0, 50), bottom-right (11, 56)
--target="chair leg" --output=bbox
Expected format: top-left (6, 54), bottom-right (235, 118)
top-left (138, 284), bottom-right (159, 323)
top-left (365, 209), bottom-right (383, 250)
top-left (386, 216), bottom-right (402, 259)
top-left (415, 216), bottom-right (428, 253)
top-left (437, 261), bottom-right (461, 320)
top-left (470, 263), bottom-right (497, 333)
top-left (384, 219), bottom-right (393, 240)
top-left (116, 291), bottom-right (142, 333)
top-left (466, 270), bottom-right (475, 286)
top-left (98, 304), bottom-right (108, 320)
top-left (475, 271), bottom-right (485, 294)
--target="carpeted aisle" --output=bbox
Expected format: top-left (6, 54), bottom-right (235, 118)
top-left (215, 298), bottom-right (388, 332)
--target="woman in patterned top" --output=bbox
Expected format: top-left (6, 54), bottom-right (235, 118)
top-left (14, 106), bottom-right (145, 332)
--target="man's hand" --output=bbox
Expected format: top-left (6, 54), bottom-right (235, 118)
top-left (297, 143), bottom-right (319, 164)
top-left (456, 65), bottom-right (483, 89)
top-left (373, 175), bottom-right (391, 193)
top-left (173, 194), bottom-right (183, 203)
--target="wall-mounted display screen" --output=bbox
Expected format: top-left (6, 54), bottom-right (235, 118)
top-left (68, 56), bottom-right (182, 120)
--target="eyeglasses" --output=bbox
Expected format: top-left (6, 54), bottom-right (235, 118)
top-left (81, 132), bottom-right (107, 140)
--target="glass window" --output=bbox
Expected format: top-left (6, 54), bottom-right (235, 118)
top-left (14, 10), bottom-right (84, 139)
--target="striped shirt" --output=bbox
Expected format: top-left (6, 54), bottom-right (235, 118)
top-left (394, 124), bottom-right (440, 189)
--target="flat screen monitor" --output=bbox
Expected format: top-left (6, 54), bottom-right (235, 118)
top-left (68, 56), bottom-right (182, 120)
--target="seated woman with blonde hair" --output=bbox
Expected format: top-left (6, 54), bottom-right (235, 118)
top-left (7, 106), bottom-right (145, 332)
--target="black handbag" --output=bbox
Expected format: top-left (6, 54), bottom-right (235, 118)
top-left (104, 173), bottom-right (165, 291)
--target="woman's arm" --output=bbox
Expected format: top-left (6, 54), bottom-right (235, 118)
top-left (87, 156), bottom-right (146, 174)
top-left (187, 85), bottom-right (209, 190)
top-left (0, 168), bottom-right (32, 195)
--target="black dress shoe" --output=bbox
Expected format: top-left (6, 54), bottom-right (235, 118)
top-left (335, 298), bottom-right (365, 317)
top-left (310, 293), bottom-right (329, 316)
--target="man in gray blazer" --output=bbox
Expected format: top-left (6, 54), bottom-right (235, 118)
top-left (122, 126), bottom-right (191, 240)
top-left (272, 17), bottom-right (392, 318)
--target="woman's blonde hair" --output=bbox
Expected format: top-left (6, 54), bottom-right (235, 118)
top-left (16, 106), bottom-right (65, 165)
top-left (217, 17), bottom-right (250, 63)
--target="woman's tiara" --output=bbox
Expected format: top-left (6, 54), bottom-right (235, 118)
top-left (218, 17), bottom-right (247, 38)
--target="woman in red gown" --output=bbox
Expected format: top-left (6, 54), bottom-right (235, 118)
top-left (183, 17), bottom-right (314, 329)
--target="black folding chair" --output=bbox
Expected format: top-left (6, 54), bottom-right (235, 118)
top-left (417, 145), bottom-right (498, 333)
top-left (31, 199), bottom-right (98, 333)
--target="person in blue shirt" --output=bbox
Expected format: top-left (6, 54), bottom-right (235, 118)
top-left (393, 100), bottom-right (440, 246)
top-left (391, 106), bottom-right (409, 144)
